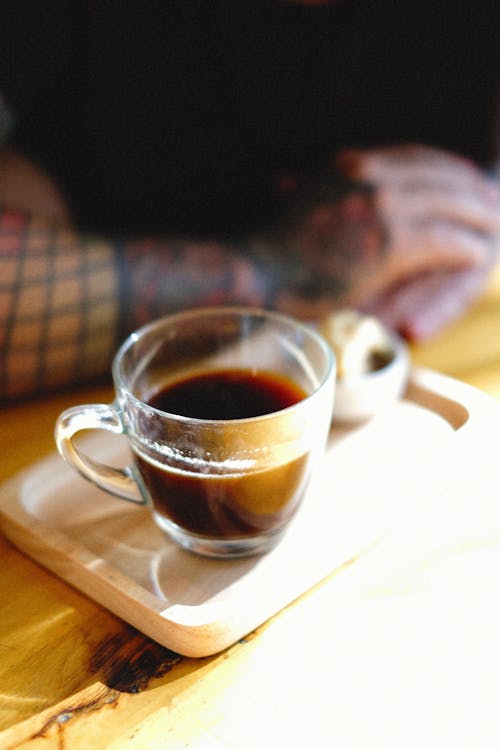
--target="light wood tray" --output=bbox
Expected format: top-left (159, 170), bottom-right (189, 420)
top-left (1, 368), bottom-right (499, 657)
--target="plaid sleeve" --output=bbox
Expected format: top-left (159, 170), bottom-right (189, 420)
top-left (0, 212), bottom-right (119, 401)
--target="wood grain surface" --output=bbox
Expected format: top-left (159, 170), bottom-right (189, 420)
top-left (1, 265), bottom-right (500, 749)
top-left (3, 369), bottom-right (495, 661)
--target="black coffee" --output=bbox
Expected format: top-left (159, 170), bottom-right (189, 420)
top-left (134, 369), bottom-right (311, 538)
top-left (146, 367), bottom-right (306, 419)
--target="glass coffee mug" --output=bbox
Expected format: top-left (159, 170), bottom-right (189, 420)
top-left (55, 307), bottom-right (336, 558)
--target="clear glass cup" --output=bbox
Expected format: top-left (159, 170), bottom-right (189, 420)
top-left (55, 307), bottom-right (336, 558)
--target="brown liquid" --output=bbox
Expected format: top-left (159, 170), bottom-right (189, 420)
top-left (146, 368), bottom-right (306, 419)
top-left (134, 369), bottom-right (311, 538)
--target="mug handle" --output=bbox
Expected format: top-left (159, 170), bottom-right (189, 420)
top-left (55, 403), bottom-right (148, 505)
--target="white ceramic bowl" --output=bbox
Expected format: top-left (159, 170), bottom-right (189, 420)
top-left (332, 331), bottom-right (410, 423)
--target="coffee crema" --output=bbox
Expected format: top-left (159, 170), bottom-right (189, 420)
top-left (133, 368), bottom-right (311, 539)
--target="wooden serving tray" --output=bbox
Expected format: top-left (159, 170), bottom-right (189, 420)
top-left (1, 368), bottom-right (499, 657)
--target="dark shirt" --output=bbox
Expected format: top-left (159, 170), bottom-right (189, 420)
top-left (1, 1), bottom-right (499, 236)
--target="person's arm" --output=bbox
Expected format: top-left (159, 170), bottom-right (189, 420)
top-left (0, 209), bottom-right (273, 402)
top-left (0, 173), bottom-right (388, 402)
top-left (2, 143), bottom-right (500, 403)
top-left (261, 143), bottom-right (500, 338)
top-left (332, 144), bottom-right (500, 338)
top-left (0, 136), bottom-right (384, 403)
top-left (0, 210), bottom-right (118, 401)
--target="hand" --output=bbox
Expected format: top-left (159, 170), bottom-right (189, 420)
top-left (335, 144), bottom-right (500, 339)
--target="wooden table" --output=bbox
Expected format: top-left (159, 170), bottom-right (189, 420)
top-left (2, 268), bottom-right (500, 749)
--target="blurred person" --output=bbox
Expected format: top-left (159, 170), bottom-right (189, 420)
top-left (0, 0), bottom-right (499, 401)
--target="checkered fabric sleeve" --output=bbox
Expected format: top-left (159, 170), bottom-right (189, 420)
top-left (0, 212), bottom-right (119, 400)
